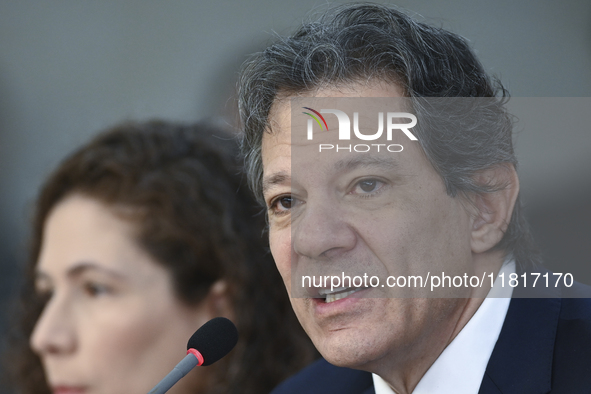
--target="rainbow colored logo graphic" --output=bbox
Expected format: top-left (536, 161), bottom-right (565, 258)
top-left (302, 107), bottom-right (328, 131)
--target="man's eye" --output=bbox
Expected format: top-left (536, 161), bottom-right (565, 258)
top-left (269, 195), bottom-right (294, 213)
top-left (353, 179), bottom-right (384, 194)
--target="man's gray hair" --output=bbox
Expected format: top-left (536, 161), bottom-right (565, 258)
top-left (238, 3), bottom-right (539, 270)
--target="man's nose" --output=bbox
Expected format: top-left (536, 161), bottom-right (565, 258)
top-left (30, 292), bottom-right (77, 356)
top-left (292, 198), bottom-right (356, 260)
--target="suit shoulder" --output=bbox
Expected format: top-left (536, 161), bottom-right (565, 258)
top-left (270, 358), bottom-right (373, 394)
top-left (560, 281), bottom-right (591, 315)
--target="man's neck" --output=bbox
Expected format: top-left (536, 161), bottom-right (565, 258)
top-left (372, 250), bottom-right (506, 394)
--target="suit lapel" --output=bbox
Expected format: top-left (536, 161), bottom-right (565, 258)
top-left (479, 280), bottom-right (561, 394)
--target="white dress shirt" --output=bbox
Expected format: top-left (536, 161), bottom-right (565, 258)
top-left (373, 262), bottom-right (515, 394)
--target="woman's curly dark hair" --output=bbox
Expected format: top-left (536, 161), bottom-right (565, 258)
top-left (3, 120), bottom-right (316, 394)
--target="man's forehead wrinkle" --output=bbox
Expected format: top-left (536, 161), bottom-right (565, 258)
top-left (266, 114), bottom-right (286, 136)
top-left (334, 156), bottom-right (399, 173)
top-left (263, 171), bottom-right (291, 195)
top-left (267, 100), bottom-right (291, 136)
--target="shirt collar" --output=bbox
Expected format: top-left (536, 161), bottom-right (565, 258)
top-left (373, 261), bottom-right (515, 394)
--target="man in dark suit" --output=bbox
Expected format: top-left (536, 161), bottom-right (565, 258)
top-left (268, 286), bottom-right (591, 393)
top-left (237, 3), bottom-right (591, 393)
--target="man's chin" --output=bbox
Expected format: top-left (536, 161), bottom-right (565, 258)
top-left (321, 349), bottom-right (383, 372)
top-left (312, 327), bottom-right (385, 370)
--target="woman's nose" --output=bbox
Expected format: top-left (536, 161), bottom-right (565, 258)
top-left (30, 292), bottom-right (77, 356)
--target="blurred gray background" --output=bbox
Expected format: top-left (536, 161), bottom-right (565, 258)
top-left (0, 0), bottom-right (590, 386)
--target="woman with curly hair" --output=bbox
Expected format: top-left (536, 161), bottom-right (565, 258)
top-left (3, 120), bottom-right (316, 394)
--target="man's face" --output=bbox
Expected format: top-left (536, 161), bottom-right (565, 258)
top-left (261, 83), bottom-right (476, 373)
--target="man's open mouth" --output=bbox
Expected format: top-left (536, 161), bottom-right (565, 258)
top-left (318, 287), bottom-right (366, 303)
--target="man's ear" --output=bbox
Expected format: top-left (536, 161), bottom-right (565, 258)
top-left (469, 164), bottom-right (519, 254)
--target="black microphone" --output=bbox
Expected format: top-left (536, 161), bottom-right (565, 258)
top-left (148, 317), bottom-right (238, 394)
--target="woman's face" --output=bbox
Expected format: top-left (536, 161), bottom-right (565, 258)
top-left (31, 194), bottom-right (213, 394)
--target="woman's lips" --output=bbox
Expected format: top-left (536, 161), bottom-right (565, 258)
top-left (52, 385), bottom-right (87, 394)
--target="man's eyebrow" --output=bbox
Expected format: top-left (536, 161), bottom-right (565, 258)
top-left (333, 156), bottom-right (399, 173)
top-left (262, 171), bottom-right (291, 195)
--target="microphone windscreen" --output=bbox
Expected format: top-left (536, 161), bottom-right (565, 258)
top-left (187, 317), bottom-right (238, 366)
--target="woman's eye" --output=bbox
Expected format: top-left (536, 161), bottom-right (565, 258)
top-left (83, 282), bottom-right (111, 297)
top-left (35, 288), bottom-right (54, 303)
top-left (352, 179), bottom-right (384, 194)
top-left (34, 279), bottom-right (54, 302)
